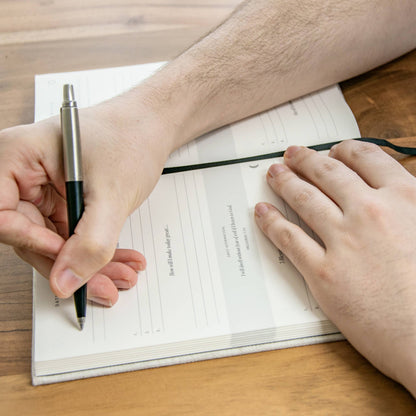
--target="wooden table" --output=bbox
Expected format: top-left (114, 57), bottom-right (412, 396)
top-left (1, 1), bottom-right (416, 414)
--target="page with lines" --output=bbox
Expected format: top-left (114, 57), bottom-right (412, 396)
top-left (33, 158), bottom-right (339, 375)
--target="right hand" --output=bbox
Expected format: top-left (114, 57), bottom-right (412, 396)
top-left (254, 141), bottom-right (416, 396)
top-left (0, 93), bottom-right (176, 306)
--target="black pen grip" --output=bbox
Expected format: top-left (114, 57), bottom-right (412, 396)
top-left (65, 181), bottom-right (86, 319)
top-left (65, 181), bottom-right (84, 235)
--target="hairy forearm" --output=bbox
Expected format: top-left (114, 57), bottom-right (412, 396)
top-left (121, 0), bottom-right (416, 150)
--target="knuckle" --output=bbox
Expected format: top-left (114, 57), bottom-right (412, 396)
top-left (348, 195), bottom-right (391, 233)
top-left (360, 196), bottom-right (386, 222)
top-left (21, 230), bottom-right (39, 252)
top-left (315, 262), bottom-right (335, 284)
top-left (80, 237), bottom-right (115, 267)
top-left (276, 226), bottom-right (295, 251)
top-left (312, 159), bottom-right (338, 180)
top-left (293, 188), bottom-right (313, 208)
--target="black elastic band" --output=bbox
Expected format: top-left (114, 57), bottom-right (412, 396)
top-left (162, 137), bottom-right (416, 175)
top-left (309, 137), bottom-right (416, 155)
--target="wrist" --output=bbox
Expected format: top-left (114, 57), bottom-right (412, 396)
top-left (91, 64), bottom-right (204, 156)
top-left (90, 85), bottom-right (179, 161)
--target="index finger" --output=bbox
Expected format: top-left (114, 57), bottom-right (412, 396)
top-left (0, 209), bottom-right (64, 257)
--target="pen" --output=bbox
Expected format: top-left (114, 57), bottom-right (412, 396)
top-left (60, 84), bottom-right (86, 330)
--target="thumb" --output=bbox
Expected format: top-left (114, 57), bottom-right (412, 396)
top-left (49, 200), bottom-right (126, 298)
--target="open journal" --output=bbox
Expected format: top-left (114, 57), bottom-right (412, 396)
top-left (32, 62), bottom-right (360, 385)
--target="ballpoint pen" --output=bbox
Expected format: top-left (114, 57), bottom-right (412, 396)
top-left (60, 84), bottom-right (87, 330)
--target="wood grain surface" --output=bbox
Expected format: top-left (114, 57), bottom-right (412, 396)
top-left (1, 1), bottom-right (416, 415)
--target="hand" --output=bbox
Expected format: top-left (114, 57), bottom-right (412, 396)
top-left (0, 93), bottom-right (175, 306)
top-left (254, 140), bottom-right (416, 396)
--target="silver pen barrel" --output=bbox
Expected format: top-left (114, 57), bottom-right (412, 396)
top-left (61, 84), bottom-right (83, 181)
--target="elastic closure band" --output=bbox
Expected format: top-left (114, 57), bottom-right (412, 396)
top-left (162, 137), bottom-right (416, 175)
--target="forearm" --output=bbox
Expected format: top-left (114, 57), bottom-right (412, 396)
top-left (123, 0), bottom-right (415, 151)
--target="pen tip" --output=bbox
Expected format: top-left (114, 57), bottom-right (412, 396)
top-left (63, 84), bottom-right (75, 102)
top-left (78, 317), bottom-right (86, 331)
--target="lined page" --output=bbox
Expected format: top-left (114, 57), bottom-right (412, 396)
top-left (33, 157), bottom-right (335, 373)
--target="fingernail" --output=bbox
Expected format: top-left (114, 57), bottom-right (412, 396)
top-left (255, 203), bottom-right (269, 217)
top-left (126, 261), bottom-right (145, 272)
top-left (267, 163), bottom-right (286, 178)
top-left (89, 296), bottom-right (113, 307)
top-left (56, 269), bottom-right (83, 297)
top-left (284, 146), bottom-right (302, 159)
top-left (112, 279), bottom-right (132, 290)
